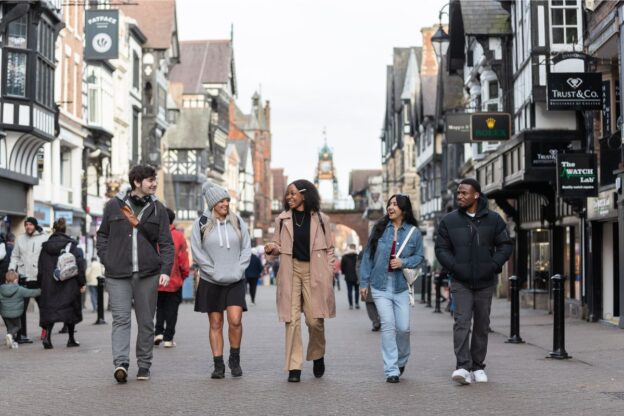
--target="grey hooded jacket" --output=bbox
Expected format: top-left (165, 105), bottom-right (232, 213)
top-left (96, 188), bottom-right (174, 279)
top-left (191, 209), bottom-right (251, 286)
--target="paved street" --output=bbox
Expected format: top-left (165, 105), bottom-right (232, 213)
top-left (3, 286), bottom-right (624, 416)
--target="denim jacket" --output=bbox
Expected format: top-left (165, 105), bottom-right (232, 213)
top-left (359, 222), bottom-right (424, 293)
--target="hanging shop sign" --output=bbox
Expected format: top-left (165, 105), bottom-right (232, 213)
top-left (556, 153), bottom-right (598, 199)
top-left (445, 113), bottom-right (471, 143)
top-left (587, 191), bottom-right (618, 220)
top-left (84, 9), bottom-right (119, 61)
top-left (547, 72), bottom-right (602, 111)
top-left (470, 113), bottom-right (511, 142)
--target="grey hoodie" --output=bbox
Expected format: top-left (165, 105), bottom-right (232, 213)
top-left (191, 209), bottom-right (252, 286)
top-left (8, 229), bottom-right (49, 281)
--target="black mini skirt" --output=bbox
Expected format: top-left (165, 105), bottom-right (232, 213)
top-left (194, 278), bottom-right (248, 313)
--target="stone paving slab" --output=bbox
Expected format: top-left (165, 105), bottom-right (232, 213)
top-left (2, 286), bottom-right (624, 415)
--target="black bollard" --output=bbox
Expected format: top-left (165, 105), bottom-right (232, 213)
top-left (94, 276), bottom-right (107, 325)
top-left (425, 272), bottom-right (432, 308)
top-left (419, 271), bottom-right (426, 304)
top-left (547, 274), bottom-right (570, 359)
top-left (505, 275), bottom-right (524, 344)
top-left (433, 273), bottom-right (442, 313)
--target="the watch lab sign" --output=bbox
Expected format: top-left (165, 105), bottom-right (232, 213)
top-left (556, 153), bottom-right (598, 199)
top-left (84, 9), bottom-right (119, 61)
top-left (547, 72), bottom-right (602, 111)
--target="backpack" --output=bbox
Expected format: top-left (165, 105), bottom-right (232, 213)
top-left (53, 243), bottom-right (79, 282)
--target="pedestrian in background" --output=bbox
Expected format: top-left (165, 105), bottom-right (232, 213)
top-left (96, 165), bottom-right (174, 383)
top-left (245, 249), bottom-right (263, 304)
top-left (85, 257), bottom-right (104, 313)
top-left (192, 182), bottom-right (251, 379)
top-left (0, 233), bottom-right (9, 284)
top-left (264, 179), bottom-right (336, 383)
top-left (360, 194), bottom-right (424, 383)
top-left (357, 251), bottom-right (380, 331)
top-left (37, 218), bottom-right (86, 349)
top-left (333, 256), bottom-right (341, 291)
top-left (0, 271), bottom-right (41, 348)
top-left (435, 178), bottom-right (513, 385)
top-left (341, 244), bottom-right (359, 310)
top-left (154, 208), bottom-right (190, 349)
top-left (8, 217), bottom-right (48, 343)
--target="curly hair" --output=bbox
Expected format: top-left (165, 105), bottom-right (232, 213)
top-left (368, 194), bottom-right (418, 260)
top-left (283, 179), bottom-right (321, 212)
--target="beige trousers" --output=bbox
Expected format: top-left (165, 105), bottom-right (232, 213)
top-left (284, 259), bottom-right (326, 370)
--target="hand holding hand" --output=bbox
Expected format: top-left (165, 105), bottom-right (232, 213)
top-left (159, 274), bottom-right (170, 287)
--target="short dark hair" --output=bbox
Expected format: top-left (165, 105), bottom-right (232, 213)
top-left (459, 178), bottom-right (481, 194)
top-left (283, 179), bottom-right (321, 212)
top-left (166, 207), bottom-right (175, 225)
top-left (129, 165), bottom-right (157, 190)
top-left (6, 232), bottom-right (15, 242)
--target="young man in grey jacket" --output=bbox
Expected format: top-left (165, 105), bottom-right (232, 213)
top-left (8, 217), bottom-right (48, 343)
top-left (96, 165), bottom-right (174, 383)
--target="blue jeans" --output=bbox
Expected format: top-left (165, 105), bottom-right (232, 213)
top-left (372, 275), bottom-right (411, 377)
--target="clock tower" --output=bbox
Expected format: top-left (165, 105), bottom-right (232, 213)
top-left (314, 130), bottom-right (339, 209)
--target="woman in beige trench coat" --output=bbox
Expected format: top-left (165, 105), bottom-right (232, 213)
top-left (265, 179), bottom-right (336, 382)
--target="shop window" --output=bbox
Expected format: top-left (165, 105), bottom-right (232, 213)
top-left (530, 229), bottom-right (550, 290)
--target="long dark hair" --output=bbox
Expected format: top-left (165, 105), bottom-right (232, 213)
top-left (368, 194), bottom-right (418, 260)
top-left (282, 179), bottom-right (321, 213)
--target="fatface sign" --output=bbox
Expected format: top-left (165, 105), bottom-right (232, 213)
top-left (445, 113), bottom-right (471, 144)
top-left (556, 153), bottom-right (598, 199)
top-left (547, 72), bottom-right (602, 111)
top-left (470, 113), bottom-right (511, 142)
top-left (84, 10), bottom-right (119, 61)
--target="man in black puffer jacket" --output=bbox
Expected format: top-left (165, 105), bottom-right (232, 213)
top-left (435, 178), bottom-right (512, 386)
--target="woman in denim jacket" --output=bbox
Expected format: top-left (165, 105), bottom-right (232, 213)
top-left (359, 194), bottom-right (424, 383)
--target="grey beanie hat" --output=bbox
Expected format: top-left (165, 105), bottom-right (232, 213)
top-left (202, 181), bottom-right (230, 211)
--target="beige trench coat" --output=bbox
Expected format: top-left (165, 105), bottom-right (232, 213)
top-left (271, 210), bottom-right (336, 322)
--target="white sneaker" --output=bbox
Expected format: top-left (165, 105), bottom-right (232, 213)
top-left (6, 334), bottom-right (13, 348)
top-left (473, 369), bottom-right (488, 383)
top-left (11, 342), bottom-right (19, 349)
top-left (163, 341), bottom-right (176, 348)
top-left (451, 368), bottom-right (472, 385)
top-left (154, 334), bottom-right (163, 346)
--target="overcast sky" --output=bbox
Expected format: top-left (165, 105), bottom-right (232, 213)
top-left (177, 0), bottom-right (449, 196)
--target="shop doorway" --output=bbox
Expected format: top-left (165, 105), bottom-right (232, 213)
top-left (602, 222), bottom-right (620, 323)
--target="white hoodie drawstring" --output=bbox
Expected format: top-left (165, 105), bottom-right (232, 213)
top-left (216, 219), bottom-right (231, 249)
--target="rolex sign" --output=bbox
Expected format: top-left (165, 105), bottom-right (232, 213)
top-left (84, 10), bottom-right (119, 61)
top-left (470, 113), bottom-right (511, 142)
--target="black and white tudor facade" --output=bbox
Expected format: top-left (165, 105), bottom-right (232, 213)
top-left (0, 0), bottom-right (62, 232)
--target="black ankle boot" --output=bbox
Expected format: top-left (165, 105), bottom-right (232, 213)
top-left (211, 356), bottom-right (225, 379)
top-left (67, 324), bottom-right (80, 347)
top-left (42, 326), bottom-right (53, 349)
top-left (228, 349), bottom-right (242, 377)
top-left (288, 370), bottom-right (301, 382)
top-left (313, 357), bottom-right (325, 378)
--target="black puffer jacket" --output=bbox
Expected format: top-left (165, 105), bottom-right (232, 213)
top-left (434, 196), bottom-right (513, 289)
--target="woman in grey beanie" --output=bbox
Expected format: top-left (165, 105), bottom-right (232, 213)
top-left (191, 182), bottom-right (252, 379)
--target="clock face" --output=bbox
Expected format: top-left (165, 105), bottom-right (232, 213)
top-left (320, 161), bottom-right (331, 173)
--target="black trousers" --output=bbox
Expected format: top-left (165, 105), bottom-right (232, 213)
top-left (3, 317), bottom-right (21, 337)
top-left (155, 290), bottom-right (182, 341)
top-left (346, 281), bottom-right (359, 306)
top-left (247, 277), bottom-right (259, 303)
top-left (19, 281), bottom-right (40, 338)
